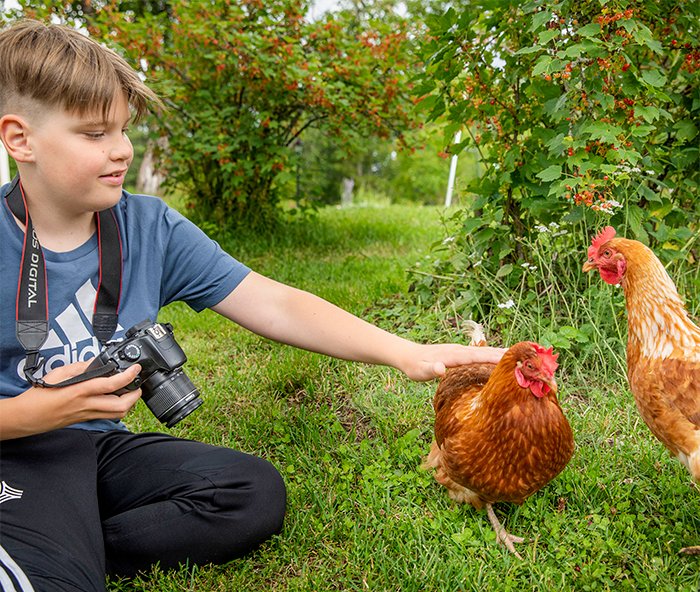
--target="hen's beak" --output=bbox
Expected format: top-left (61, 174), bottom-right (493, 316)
top-left (543, 375), bottom-right (558, 394)
top-left (582, 259), bottom-right (596, 273)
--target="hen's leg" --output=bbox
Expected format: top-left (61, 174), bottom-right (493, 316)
top-left (679, 546), bottom-right (700, 555)
top-left (486, 504), bottom-right (523, 560)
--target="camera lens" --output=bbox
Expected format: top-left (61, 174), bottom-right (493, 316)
top-left (141, 369), bottom-right (203, 427)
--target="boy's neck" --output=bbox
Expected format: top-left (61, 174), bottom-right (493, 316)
top-left (12, 179), bottom-right (97, 253)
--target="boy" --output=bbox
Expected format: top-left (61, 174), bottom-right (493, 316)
top-left (0, 19), bottom-right (505, 590)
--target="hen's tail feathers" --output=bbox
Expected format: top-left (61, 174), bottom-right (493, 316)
top-left (463, 320), bottom-right (488, 347)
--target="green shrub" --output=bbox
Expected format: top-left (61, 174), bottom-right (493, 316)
top-left (412, 0), bottom-right (699, 323)
top-left (88, 0), bottom-right (418, 229)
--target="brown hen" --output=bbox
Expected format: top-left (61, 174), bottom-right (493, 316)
top-left (424, 323), bottom-right (574, 558)
top-left (583, 227), bottom-right (700, 483)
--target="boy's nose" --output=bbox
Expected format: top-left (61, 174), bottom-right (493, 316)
top-left (111, 134), bottom-right (134, 163)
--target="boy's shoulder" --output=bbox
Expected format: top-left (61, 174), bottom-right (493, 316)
top-left (119, 189), bottom-right (168, 211)
top-left (116, 189), bottom-right (175, 224)
top-left (116, 190), bottom-right (207, 247)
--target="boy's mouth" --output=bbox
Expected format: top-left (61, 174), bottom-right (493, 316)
top-left (100, 170), bottom-right (127, 183)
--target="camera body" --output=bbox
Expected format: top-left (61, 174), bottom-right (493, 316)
top-left (87, 319), bottom-right (202, 427)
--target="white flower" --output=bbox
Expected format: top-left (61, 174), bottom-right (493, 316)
top-left (534, 224), bottom-right (549, 233)
top-left (548, 222), bottom-right (560, 229)
top-left (521, 263), bottom-right (538, 271)
top-left (616, 164), bottom-right (641, 174)
top-left (598, 200), bottom-right (623, 215)
top-left (473, 260), bottom-right (482, 267)
top-left (497, 299), bottom-right (516, 309)
top-left (442, 236), bottom-right (456, 244)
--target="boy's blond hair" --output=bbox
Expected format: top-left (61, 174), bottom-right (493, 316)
top-left (0, 19), bottom-right (160, 121)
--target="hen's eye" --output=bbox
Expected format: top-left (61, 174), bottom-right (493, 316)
top-left (603, 249), bottom-right (611, 257)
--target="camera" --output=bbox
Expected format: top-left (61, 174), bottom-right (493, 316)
top-left (87, 320), bottom-right (203, 427)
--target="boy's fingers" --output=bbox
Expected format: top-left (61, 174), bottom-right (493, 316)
top-left (98, 364), bottom-right (142, 393)
top-left (432, 361), bottom-right (446, 378)
top-left (111, 388), bottom-right (143, 415)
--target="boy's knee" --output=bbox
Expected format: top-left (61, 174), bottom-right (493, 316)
top-left (210, 452), bottom-right (287, 542)
top-left (245, 455), bottom-right (287, 536)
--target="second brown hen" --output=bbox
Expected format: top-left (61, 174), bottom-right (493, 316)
top-left (424, 323), bottom-right (574, 558)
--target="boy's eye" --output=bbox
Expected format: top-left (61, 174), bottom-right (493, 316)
top-left (84, 132), bottom-right (105, 139)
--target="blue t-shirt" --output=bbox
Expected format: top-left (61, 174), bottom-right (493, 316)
top-left (0, 184), bottom-right (250, 431)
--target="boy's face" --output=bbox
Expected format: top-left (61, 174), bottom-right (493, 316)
top-left (22, 92), bottom-right (134, 215)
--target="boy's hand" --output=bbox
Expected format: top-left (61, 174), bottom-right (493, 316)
top-left (0, 361), bottom-right (143, 440)
top-left (399, 343), bottom-right (507, 382)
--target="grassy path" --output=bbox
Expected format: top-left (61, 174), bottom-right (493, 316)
top-left (111, 205), bottom-right (699, 592)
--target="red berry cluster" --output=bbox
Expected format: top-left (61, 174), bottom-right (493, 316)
top-left (564, 183), bottom-right (612, 210)
top-left (595, 9), bottom-right (634, 26)
top-left (682, 48), bottom-right (700, 73)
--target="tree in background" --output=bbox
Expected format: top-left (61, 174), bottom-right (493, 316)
top-left (93, 0), bottom-right (419, 228)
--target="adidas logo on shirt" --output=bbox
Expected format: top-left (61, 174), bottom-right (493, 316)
top-left (15, 279), bottom-right (123, 380)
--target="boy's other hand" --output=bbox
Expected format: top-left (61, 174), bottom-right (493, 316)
top-left (0, 362), bottom-right (143, 440)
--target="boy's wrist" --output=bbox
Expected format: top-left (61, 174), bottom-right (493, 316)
top-left (0, 395), bottom-right (36, 440)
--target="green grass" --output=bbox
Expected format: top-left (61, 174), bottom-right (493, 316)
top-left (108, 204), bottom-right (700, 592)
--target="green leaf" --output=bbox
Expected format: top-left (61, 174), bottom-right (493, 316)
top-left (536, 165), bottom-right (562, 181)
top-left (596, 93), bottom-right (615, 111)
top-left (532, 55), bottom-right (553, 77)
top-left (577, 23), bottom-right (601, 38)
top-left (416, 94), bottom-right (439, 112)
top-left (632, 24), bottom-right (664, 55)
top-left (496, 263), bottom-right (514, 278)
top-left (562, 207), bottom-right (584, 223)
top-left (514, 45), bottom-right (541, 56)
top-left (637, 183), bottom-right (661, 203)
top-left (673, 120), bottom-right (698, 143)
top-left (634, 105), bottom-right (660, 123)
top-left (641, 69), bottom-right (667, 88)
top-left (627, 204), bottom-right (648, 242)
top-left (538, 29), bottom-right (559, 45)
top-left (582, 121), bottom-right (623, 143)
top-left (529, 11), bottom-right (552, 33)
top-left (631, 124), bottom-right (656, 137)
top-left (649, 199), bottom-right (675, 220)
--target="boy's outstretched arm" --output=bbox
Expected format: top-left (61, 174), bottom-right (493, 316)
top-left (212, 272), bottom-right (506, 381)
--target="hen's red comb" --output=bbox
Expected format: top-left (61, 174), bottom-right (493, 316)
top-left (531, 343), bottom-right (559, 375)
top-left (588, 226), bottom-right (616, 258)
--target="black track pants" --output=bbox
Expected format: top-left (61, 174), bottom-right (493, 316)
top-left (0, 429), bottom-right (286, 591)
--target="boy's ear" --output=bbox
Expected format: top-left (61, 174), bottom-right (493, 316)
top-left (0, 115), bottom-right (34, 163)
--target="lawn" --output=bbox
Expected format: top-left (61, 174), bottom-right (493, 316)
top-left (109, 204), bottom-right (700, 592)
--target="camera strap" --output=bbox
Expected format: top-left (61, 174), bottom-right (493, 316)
top-left (5, 176), bottom-right (122, 387)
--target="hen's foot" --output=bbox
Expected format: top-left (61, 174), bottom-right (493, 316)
top-left (679, 546), bottom-right (700, 555)
top-left (486, 504), bottom-right (524, 560)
